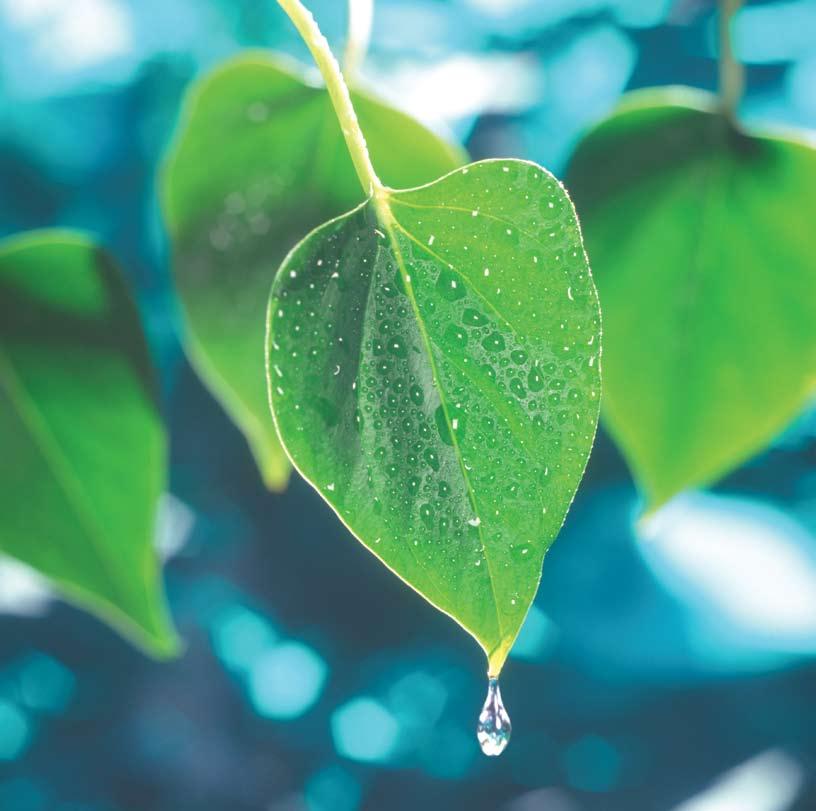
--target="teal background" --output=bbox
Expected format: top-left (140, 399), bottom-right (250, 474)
top-left (1, 1), bottom-right (815, 809)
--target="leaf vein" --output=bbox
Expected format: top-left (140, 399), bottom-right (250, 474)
top-left (379, 212), bottom-right (506, 644)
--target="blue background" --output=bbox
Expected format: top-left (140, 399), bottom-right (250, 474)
top-left (1, 1), bottom-right (816, 809)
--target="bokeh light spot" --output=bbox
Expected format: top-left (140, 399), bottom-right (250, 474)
top-left (248, 641), bottom-right (327, 720)
top-left (331, 697), bottom-right (400, 763)
top-left (0, 700), bottom-right (32, 761)
top-left (210, 605), bottom-right (277, 673)
top-left (304, 764), bottom-right (361, 811)
top-left (18, 652), bottom-right (75, 713)
top-left (510, 605), bottom-right (558, 661)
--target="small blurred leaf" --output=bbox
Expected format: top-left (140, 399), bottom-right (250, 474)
top-left (267, 160), bottom-right (600, 674)
top-left (162, 54), bottom-right (465, 490)
top-left (0, 231), bottom-right (178, 657)
top-left (566, 88), bottom-right (816, 510)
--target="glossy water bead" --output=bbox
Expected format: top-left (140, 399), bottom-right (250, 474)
top-left (476, 677), bottom-right (511, 756)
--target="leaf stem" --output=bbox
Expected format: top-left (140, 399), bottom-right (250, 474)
top-left (718, 0), bottom-right (744, 126)
top-left (343, 0), bottom-right (374, 82)
top-left (277, 0), bottom-right (384, 198)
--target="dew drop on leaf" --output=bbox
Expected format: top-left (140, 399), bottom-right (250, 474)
top-left (436, 268), bottom-right (466, 301)
top-left (482, 331), bottom-right (506, 353)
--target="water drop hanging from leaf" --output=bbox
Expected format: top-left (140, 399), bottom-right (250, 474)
top-left (477, 677), bottom-right (512, 756)
top-left (266, 0), bottom-right (600, 750)
top-left (268, 158), bottom-right (601, 677)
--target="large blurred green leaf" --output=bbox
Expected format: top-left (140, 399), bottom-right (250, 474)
top-left (267, 160), bottom-right (600, 674)
top-left (0, 231), bottom-right (178, 657)
top-left (566, 88), bottom-right (816, 511)
top-left (162, 53), bottom-right (466, 490)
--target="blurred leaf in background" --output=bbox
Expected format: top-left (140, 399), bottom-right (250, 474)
top-left (567, 88), bottom-right (816, 511)
top-left (0, 231), bottom-right (177, 657)
top-left (162, 55), bottom-right (466, 490)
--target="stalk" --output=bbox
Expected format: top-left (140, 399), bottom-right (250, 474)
top-left (277, 0), bottom-right (383, 199)
top-left (718, 0), bottom-right (744, 126)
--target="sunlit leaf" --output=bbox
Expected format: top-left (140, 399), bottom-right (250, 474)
top-left (0, 231), bottom-right (178, 657)
top-left (566, 87), bottom-right (816, 510)
top-left (267, 160), bottom-right (600, 674)
top-left (163, 54), bottom-right (465, 490)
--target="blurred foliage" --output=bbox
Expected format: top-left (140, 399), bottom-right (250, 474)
top-left (566, 86), bottom-right (816, 510)
top-left (162, 54), bottom-right (465, 490)
top-left (0, 231), bottom-right (176, 656)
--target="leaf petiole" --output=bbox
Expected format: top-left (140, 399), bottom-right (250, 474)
top-left (276, 0), bottom-right (385, 201)
top-left (718, 0), bottom-right (744, 126)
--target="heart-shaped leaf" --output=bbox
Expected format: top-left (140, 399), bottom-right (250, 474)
top-left (162, 54), bottom-right (465, 490)
top-left (566, 87), bottom-right (816, 511)
top-left (267, 160), bottom-right (600, 674)
top-left (0, 231), bottom-right (178, 657)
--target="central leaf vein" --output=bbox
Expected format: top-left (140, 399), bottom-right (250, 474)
top-left (389, 220), bottom-right (553, 521)
top-left (375, 198), bottom-right (506, 645)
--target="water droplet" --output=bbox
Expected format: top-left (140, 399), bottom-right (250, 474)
top-left (481, 332), bottom-right (506, 353)
top-left (444, 324), bottom-right (468, 350)
top-left (420, 503), bottom-right (434, 528)
top-left (477, 678), bottom-right (511, 756)
top-left (509, 378), bottom-right (526, 399)
top-left (528, 364), bottom-right (544, 392)
top-left (463, 308), bottom-right (488, 327)
top-left (436, 269), bottom-right (466, 301)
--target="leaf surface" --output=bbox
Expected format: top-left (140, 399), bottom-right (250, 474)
top-left (267, 160), bottom-right (600, 673)
top-left (163, 54), bottom-right (465, 489)
top-left (566, 88), bottom-right (816, 510)
top-left (0, 231), bottom-right (177, 657)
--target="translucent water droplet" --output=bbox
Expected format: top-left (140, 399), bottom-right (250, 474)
top-left (477, 678), bottom-right (511, 756)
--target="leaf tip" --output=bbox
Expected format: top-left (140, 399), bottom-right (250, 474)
top-left (143, 627), bottom-right (185, 661)
top-left (252, 436), bottom-right (292, 493)
top-left (487, 637), bottom-right (514, 679)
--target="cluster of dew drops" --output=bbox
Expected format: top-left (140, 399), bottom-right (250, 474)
top-left (272, 223), bottom-right (511, 581)
top-left (388, 163), bottom-right (599, 547)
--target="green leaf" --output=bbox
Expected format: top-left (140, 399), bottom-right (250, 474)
top-left (162, 53), bottom-right (466, 490)
top-left (566, 87), bottom-right (816, 511)
top-left (0, 231), bottom-right (178, 657)
top-left (267, 160), bottom-right (600, 675)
